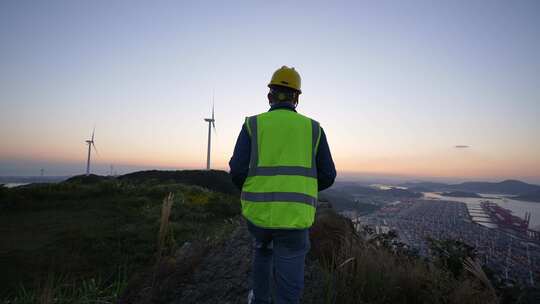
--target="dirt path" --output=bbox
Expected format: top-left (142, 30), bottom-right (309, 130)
top-left (171, 222), bottom-right (326, 304)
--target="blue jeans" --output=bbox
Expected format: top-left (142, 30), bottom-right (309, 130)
top-left (247, 221), bottom-right (310, 304)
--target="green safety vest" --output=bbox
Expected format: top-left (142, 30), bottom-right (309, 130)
top-left (241, 109), bottom-right (321, 229)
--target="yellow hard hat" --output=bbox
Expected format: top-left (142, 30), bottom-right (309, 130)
top-left (268, 66), bottom-right (301, 93)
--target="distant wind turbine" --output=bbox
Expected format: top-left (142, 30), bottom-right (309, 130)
top-left (85, 127), bottom-right (98, 176)
top-left (204, 98), bottom-right (216, 170)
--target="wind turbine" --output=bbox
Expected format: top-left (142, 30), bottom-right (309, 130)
top-left (204, 99), bottom-right (216, 170)
top-left (85, 128), bottom-right (98, 176)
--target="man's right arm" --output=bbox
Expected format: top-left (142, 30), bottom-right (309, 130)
top-left (229, 124), bottom-right (251, 190)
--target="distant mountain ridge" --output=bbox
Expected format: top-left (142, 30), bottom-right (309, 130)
top-left (401, 179), bottom-right (540, 196)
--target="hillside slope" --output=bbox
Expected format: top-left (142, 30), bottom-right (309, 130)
top-left (120, 205), bottom-right (504, 304)
top-left (0, 172), bottom-right (240, 301)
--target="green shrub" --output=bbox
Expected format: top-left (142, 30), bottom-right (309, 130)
top-left (206, 193), bottom-right (241, 218)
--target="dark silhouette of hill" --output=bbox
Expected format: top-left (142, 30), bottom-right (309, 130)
top-left (400, 182), bottom-right (448, 192)
top-left (64, 174), bottom-right (112, 184)
top-left (515, 190), bottom-right (540, 202)
top-left (319, 189), bottom-right (378, 214)
top-left (454, 180), bottom-right (540, 195)
top-left (63, 170), bottom-right (238, 195)
top-left (402, 179), bottom-right (540, 195)
top-left (440, 191), bottom-right (482, 198)
top-left (118, 170), bottom-right (239, 195)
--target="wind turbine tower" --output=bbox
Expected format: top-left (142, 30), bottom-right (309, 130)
top-left (204, 102), bottom-right (216, 170)
top-left (85, 128), bottom-right (98, 176)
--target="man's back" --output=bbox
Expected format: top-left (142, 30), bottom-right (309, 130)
top-left (229, 103), bottom-right (336, 196)
top-left (256, 109), bottom-right (315, 168)
top-left (228, 66), bottom-right (336, 304)
top-left (241, 108), bottom-right (320, 229)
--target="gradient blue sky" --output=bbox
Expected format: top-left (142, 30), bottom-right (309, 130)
top-left (1, 0), bottom-right (539, 182)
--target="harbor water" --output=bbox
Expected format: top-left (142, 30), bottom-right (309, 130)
top-left (423, 192), bottom-right (540, 231)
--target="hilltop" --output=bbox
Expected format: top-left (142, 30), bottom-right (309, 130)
top-left (63, 173), bottom-right (113, 184)
top-left (61, 170), bottom-right (239, 195)
top-left (117, 170), bottom-right (239, 195)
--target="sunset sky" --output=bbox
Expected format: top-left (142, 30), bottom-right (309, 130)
top-left (1, 0), bottom-right (539, 183)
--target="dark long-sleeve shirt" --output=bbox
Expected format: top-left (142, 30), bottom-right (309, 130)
top-left (229, 102), bottom-right (336, 192)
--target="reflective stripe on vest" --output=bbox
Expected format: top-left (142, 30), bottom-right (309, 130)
top-left (240, 109), bottom-right (321, 229)
top-left (241, 191), bottom-right (317, 206)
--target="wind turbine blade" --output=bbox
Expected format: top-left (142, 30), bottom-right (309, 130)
top-left (212, 121), bottom-right (216, 134)
top-left (91, 127), bottom-right (95, 141)
top-left (212, 89), bottom-right (215, 120)
top-left (92, 142), bottom-right (99, 156)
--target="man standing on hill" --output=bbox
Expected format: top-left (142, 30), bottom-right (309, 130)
top-left (229, 66), bottom-right (336, 304)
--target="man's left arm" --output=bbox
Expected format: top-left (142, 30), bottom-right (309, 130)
top-left (316, 128), bottom-right (336, 191)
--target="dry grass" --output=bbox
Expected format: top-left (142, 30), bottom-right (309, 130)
top-left (157, 192), bottom-right (174, 260)
top-left (463, 257), bottom-right (498, 302)
top-left (153, 191), bottom-right (175, 289)
top-left (310, 208), bottom-right (499, 304)
top-left (38, 273), bottom-right (54, 304)
top-left (119, 192), bottom-right (217, 304)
